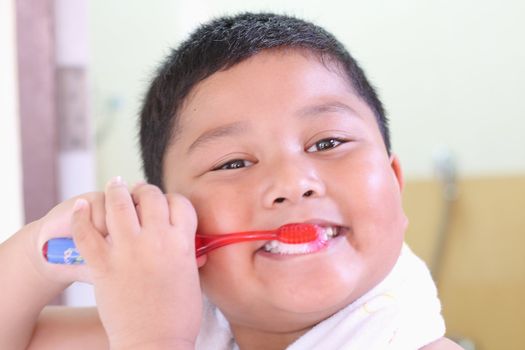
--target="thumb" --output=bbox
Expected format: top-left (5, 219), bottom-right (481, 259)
top-left (71, 198), bottom-right (109, 269)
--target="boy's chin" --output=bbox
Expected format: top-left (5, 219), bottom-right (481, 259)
top-left (224, 290), bottom-right (359, 335)
top-left (231, 269), bottom-right (368, 330)
top-left (268, 274), bottom-right (365, 316)
top-left (255, 249), bottom-right (373, 314)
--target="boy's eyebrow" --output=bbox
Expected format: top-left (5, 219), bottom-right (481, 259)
top-left (187, 121), bottom-right (249, 154)
top-left (297, 101), bottom-right (359, 118)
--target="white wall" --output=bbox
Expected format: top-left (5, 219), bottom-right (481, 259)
top-left (90, 0), bottom-right (525, 183)
top-left (0, 0), bottom-right (24, 242)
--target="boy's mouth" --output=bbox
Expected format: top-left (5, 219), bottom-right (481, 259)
top-left (259, 225), bottom-right (344, 255)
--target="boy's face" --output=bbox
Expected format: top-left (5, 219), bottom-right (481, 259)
top-left (163, 50), bottom-right (407, 332)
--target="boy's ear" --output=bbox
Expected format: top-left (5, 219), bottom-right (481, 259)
top-left (389, 154), bottom-right (404, 191)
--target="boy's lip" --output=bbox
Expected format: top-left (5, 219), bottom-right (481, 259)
top-left (300, 219), bottom-right (345, 227)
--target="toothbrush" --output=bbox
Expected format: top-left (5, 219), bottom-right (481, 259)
top-left (43, 223), bottom-right (321, 264)
top-left (195, 223), bottom-right (319, 257)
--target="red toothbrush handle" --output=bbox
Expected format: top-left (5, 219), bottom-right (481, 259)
top-left (195, 231), bottom-right (275, 257)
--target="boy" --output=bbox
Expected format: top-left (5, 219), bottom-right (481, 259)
top-left (0, 12), bottom-right (462, 349)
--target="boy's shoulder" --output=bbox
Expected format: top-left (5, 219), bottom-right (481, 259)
top-left (421, 337), bottom-right (464, 350)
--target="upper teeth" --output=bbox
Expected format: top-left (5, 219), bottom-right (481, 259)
top-left (262, 226), bottom-right (339, 254)
top-left (324, 226), bottom-right (338, 238)
top-left (317, 226), bottom-right (338, 241)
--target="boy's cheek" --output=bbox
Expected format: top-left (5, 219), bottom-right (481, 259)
top-left (197, 251), bottom-right (245, 306)
top-left (187, 187), bottom-right (256, 233)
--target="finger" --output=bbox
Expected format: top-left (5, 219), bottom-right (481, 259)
top-left (196, 254), bottom-right (207, 268)
top-left (130, 181), bottom-right (146, 224)
top-left (166, 193), bottom-right (198, 252)
top-left (40, 192), bottom-right (107, 239)
top-left (166, 193), bottom-right (197, 233)
top-left (105, 176), bottom-right (140, 242)
top-left (86, 192), bottom-right (108, 237)
top-left (131, 183), bottom-right (169, 229)
top-left (71, 198), bottom-right (108, 268)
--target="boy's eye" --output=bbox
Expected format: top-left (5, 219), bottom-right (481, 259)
top-left (306, 138), bottom-right (346, 153)
top-left (213, 159), bottom-right (254, 171)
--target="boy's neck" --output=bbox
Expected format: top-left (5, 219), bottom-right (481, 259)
top-left (231, 323), bottom-right (310, 350)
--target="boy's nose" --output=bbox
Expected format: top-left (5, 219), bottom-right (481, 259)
top-left (261, 160), bottom-right (326, 208)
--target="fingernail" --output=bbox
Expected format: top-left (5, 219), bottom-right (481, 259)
top-left (73, 198), bottom-right (88, 212)
top-left (108, 176), bottom-right (125, 187)
top-left (132, 180), bottom-right (147, 191)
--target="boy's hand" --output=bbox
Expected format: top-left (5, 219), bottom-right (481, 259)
top-left (71, 178), bottom-right (201, 349)
top-left (26, 192), bottom-right (107, 287)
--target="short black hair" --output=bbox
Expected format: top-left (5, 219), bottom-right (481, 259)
top-left (139, 12), bottom-right (390, 189)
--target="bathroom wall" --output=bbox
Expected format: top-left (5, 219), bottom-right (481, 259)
top-left (404, 176), bottom-right (525, 349)
top-left (0, 0), bottom-right (24, 242)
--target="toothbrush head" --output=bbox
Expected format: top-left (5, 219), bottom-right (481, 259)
top-left (276, 223), bottom-right (320, 244)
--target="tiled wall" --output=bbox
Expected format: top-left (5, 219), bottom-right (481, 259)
top-left (403, 175), bottom-right (525, 350)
